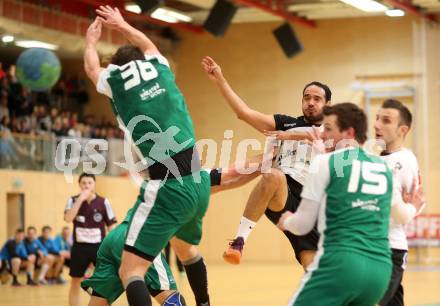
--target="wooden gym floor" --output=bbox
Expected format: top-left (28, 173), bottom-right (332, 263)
top-left (0, 263), bottom-right (439, 306)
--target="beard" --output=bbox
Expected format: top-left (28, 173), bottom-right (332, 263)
top-left (303, 112), bottom-right (324, 124)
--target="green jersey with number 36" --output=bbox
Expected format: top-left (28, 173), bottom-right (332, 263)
top-left (97, 53), bottom-right (195, 164)
top-left (302, 147), bottom-right (393, 261)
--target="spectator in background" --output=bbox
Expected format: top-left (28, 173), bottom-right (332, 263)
top-left (52, 117), bottom-right (64, 137)
top-left (70, 112), bottom-right (78, 127)
top-left (39, 226), bottom-right (68, 284)
top-left (23, 226), bottom-right (54, 285)
top-left (54, 226), bottom-right (73, 268)
top-left (0, 228), bottom-right (37, 286)
top-left (37, 105), bottom-right (52, 133)
top-left (50, 107), bottom-right (58, 124)
top-left (68, 122), bottom-right (83, 138)
top-left (0, 116), bottom-right (19, 168)
top-left (0, 91), bottom-right (9, 122)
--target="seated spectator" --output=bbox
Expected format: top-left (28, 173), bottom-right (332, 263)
top-left (54, 226), bottom-right (72, 268)
top-left (39, 225), bottom-right (66, 284)
top-left (23, 226), bottom-right (54, 285)
top-left (0, 228), bottom-right (37, 286)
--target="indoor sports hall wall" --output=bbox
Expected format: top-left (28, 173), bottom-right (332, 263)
top-left (172, 16), bottom-right (439, 214)
top-left (0, 170), bottom-right (293, 263)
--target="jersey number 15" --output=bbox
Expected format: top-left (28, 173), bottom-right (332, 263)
top-left (121, 61), bottom-right (158, 91)
top-left (347, 160), bottom-right (388, 195)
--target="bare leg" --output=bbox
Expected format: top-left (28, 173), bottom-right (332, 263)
top-left (224, 168), bottom-right (288, 265)
top-left (119, 251), bottom-right (152, 306)
top-left (243, 169), bottom-right (288, 222)
top-left (53, 255), bottom-right (65, 279)
top-left (69, 277), bottom-right (82, 306)
top-left (10, 258), bottom-right (21, 285)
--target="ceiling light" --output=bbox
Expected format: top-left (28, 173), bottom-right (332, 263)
top-left (385, 9), bottom-right (405, 17)
top-left (15, 40), bottom-right (58, 50)
top-left (125, 4), bottom-right (142, 14)
top-left (2, 35), bottom-right (14, 43)
top-left (340, 0), bottom-right (387, 12)
top-left (151, 8), bottom-right (192, 23)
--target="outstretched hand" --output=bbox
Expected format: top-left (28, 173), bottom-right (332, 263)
top-left (96, 5), bottom-right (126, 30)
top-left (86, 17), bottom-right (102, 45)
top-left (402, 178), bottom-right (426, 214)
top-left (201, 56), bottom-right (224, 82)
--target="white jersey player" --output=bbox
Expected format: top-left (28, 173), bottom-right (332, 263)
top-left (375, 99), bottom-right (426, 306)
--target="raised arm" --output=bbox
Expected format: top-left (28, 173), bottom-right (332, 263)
top-left (202, 56), bottom-right (275, 133)
top-left (96, 6), bottom-right (159, 55)
top-left (84, 18), bottom-right (104, 86)
top-left (64, 190), bottom-right (91, 223)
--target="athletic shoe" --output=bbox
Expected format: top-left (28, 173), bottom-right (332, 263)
top-left (12, 280), bottom-right (22, 287)
top-left (27, 279), bottom-right (38, 286)
top-left (222, 237), bottom-right (244, 265)
top-left (38, 279), bottom-right (48, 285)
top-left (56, 276), bottom-right (66, 284)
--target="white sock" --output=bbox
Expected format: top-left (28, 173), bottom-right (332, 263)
top-left (236, 216), bottom-right (257, 242)
top-left (38, 264), bottom-right (49, 280)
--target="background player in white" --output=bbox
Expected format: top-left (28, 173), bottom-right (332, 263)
top-left (202, 56), bottom-right (331, 268)
top-left (375, 99), bottom-right (426, 306)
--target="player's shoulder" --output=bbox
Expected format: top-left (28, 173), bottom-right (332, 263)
top-left (144, 52), bottom-right (170, 67)
top-left (384, 148), bottom-right (419, 167)
top-left (399, 148), bottom-right (418, 162)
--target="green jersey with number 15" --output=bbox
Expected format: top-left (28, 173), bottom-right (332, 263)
top-left (97, 53), bottom-right (195, 164)
top-left (302, 147), bottom-right (393, 262)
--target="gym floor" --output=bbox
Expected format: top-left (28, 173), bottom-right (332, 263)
top-left (1, 263), bottom-right (439, 306)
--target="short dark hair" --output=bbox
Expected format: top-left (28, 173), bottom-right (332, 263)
top-left (79, 172), bottom-right (96, 183)
top-left (27, 226), bottom-right (36, 232)
top-left (16, 228), bottom-right (24, 234)
top-left (303, 81), bottom-right (332, 102)
top-left (42, 225), bottom-right (52, 232)
top-left (323, 102), bottom-right (367, 144)
top-left (381, 99), bottom-right (412, 128)
top-left (111, 44), bottom-right (145, 66)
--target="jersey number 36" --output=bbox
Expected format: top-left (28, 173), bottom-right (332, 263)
top-left (121, 61), bottom-right (158, 91)
top-left (347, 160), bottom-right (388, 195)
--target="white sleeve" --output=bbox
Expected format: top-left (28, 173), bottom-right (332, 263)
top-left (144, 53), bottom-right (170, 68)
top-left (104, 198), bottom-right (116, 221)
top-left (283, 198), bottom-right (320, 235)
top-left (96, 65), bottom-right (119, 99)
top-left (390, 151), bottom-right (420, 224)
top-left (301, 154), bottom-right (330, 202)
top-left (391, 185), bottom-right (417, 224)
top-left (64, 197), bottom-right (73, 212)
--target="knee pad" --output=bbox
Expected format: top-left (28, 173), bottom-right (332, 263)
top-left (162, 291), bottom-right (186, 306)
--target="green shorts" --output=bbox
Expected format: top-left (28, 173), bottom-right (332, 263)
top-left (124, 170), bottom-right (211, 261)
top-left (81, 222), bottom-right (177, 305)
top-left (289, 250), bottom-right (392, 306)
